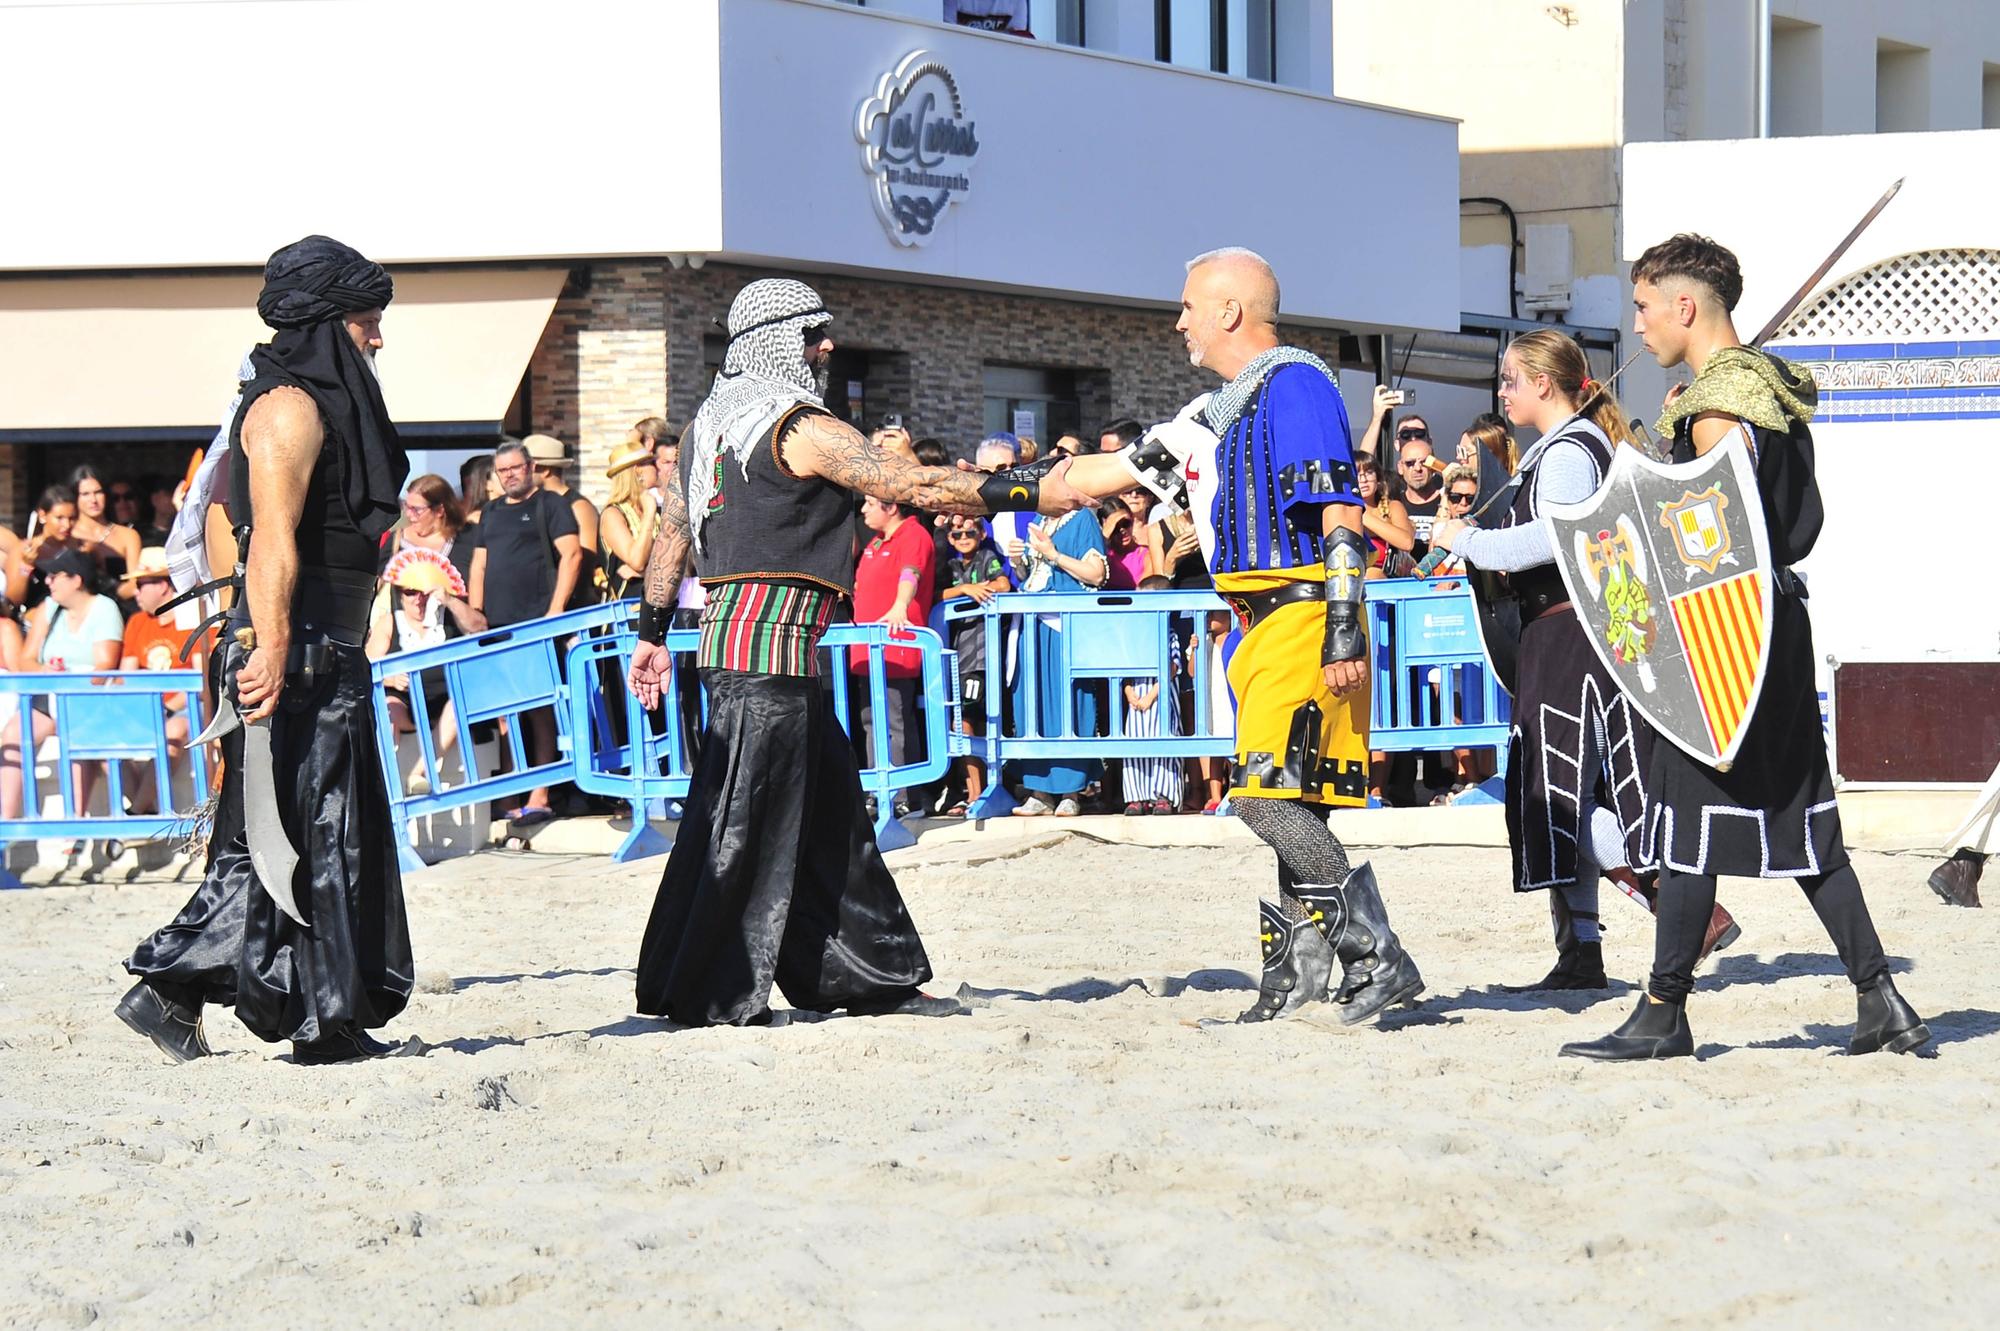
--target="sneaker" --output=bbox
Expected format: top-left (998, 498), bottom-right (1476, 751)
top-left (892, 799), bottom-right (911, 820)
top-left (1150, 799), bottom-right (1176, 816)
top-left (1123, 801), bottom-right (1148, 816)
top-left (1013, 796), bottom-right (1052, 816)
top-left (1054, 798), bottom-right (1080, 817)
top-left (406, 764), bottom-right (431, 797)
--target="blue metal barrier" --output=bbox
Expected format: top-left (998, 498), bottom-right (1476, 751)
top-left (1, 583), bottom-right (1516, 878)
top-left (937, 590), bottom-right (1234, 819)
top-left (1364, 578), bottom-right (1510, 800)
top-left (566, 620), bottom-right (958, 856)
top-left (0, 671), bottom-right (215, 885)
top-left (370, 602), bottom-right (629, 873)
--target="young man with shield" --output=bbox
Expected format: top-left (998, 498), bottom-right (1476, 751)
top-left (1561, 234), bottom-right (1930, 1060)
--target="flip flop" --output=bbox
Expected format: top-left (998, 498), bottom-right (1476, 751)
top-left (505, 805), bottom-right (554, 827)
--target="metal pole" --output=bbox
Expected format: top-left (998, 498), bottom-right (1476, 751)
top-left (1756, 0), bottom-right (1772, 138)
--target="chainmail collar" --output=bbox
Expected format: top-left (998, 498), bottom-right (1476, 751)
top-left (1202, 345), bottom-right (1339, 437)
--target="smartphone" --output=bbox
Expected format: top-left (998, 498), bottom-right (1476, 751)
top-left (1383, 388), bottom-right (1414, 407)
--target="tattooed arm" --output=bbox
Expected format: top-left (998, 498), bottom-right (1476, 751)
top-left (641, 465), bottom-right (693, 609)
top-left (781, 412), bottom-right (1095, 515)
top-left (626, 465), bottom-right (693, 710)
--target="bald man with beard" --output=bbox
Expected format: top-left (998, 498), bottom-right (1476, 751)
top-left (1057, 247), bottom-right (1424, 1027)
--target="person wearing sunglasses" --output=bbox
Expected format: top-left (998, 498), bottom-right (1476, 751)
top-left (1391, 418), bottom-right (1445, 554)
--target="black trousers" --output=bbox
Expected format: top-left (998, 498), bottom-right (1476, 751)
top-left (634, 670), bottom-right (932, 1026)
top-left (126, 645), bottom-right (413, 1043)
top-left (1649, 863), bottom-right (1888, 1003)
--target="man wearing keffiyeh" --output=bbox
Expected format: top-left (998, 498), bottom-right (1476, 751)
top-left (118, 236), bottom-right (416, 1067)
top-left (625, 276), bottom-right (1087, 1027)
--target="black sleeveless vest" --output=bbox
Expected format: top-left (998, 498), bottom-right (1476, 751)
top-left (225, 378), bottom-right (376, 576)
top-left (224, 378), bottom-right (381, 642)
top-left (1505, 422), bottom-right (1612, 620)
top-left (683, 404), bottom-right (857, 595)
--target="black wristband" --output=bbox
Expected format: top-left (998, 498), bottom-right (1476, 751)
top-left (978, 472), bottom-right (1040, 513)
top-left (635, 599), bottom-right (670, 646)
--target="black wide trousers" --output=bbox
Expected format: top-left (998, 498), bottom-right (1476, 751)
top-left (634, 669), bottom-right (932, 1026)
top-left (126, 645), bottom-right (414, 1044)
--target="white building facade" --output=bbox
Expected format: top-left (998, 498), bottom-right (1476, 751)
top-left (0, 0), bottom-right (1455, 517)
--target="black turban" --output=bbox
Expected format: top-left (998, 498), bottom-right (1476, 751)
top-left (237, 236), bottom-right (407, 545)
top-left (257, 234), bottom-right (395, 330)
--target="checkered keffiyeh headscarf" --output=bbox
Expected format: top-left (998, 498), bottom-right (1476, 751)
top-left (683, 278), bottom-right (830, 553)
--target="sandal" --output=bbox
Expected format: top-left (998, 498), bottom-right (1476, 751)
top-left (504, 805), bottom-right (554, 827)
top-left (945, 801), bottom-right (969, 818)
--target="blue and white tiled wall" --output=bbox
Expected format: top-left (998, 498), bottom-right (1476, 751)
top-left (1771, 339), bottom-right (2000, 422)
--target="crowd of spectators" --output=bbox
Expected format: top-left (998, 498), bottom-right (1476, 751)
top-left (2, 383), bottom-right (1515, 830)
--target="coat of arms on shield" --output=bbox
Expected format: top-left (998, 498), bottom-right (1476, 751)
top-left (1543, 437), bottom-right (1774, 769)
top-left (1659, 486), bottom-right (1735, 576)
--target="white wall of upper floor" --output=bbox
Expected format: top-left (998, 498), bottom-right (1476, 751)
top-left (1669, 0), bottom-right (2000, 142)
top-left (0, 0), bottom-right (1454, 332)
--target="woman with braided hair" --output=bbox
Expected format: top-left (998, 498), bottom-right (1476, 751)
top-left (1431, 329), bottom-right (1739, 991)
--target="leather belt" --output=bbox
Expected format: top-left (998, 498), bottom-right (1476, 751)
top-left (1222, 580), bottom-right (1325, 633)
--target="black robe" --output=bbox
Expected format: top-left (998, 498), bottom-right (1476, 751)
top-left (1641, 410), bottom-right (1844, 878)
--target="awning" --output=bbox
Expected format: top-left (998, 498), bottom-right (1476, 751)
top-left (0, 267), bottom-right (567, 439)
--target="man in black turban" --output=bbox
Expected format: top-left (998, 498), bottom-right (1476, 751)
top-left (118, 236), bottom-right (416, 1066)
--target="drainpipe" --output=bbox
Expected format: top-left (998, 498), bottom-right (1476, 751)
top-left (1756, 0), bottom-right (1771, 138)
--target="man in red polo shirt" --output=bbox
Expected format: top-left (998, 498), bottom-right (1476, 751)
top-left (850, 495), bottom-right (936, 818)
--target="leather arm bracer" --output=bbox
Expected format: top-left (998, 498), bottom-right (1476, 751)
top-left (977, 454), bottom-right (1062, 512)
top-left (1321, 524), bottom-right (1368, 665)
top-left (635, 599), bottom-right (670, 647)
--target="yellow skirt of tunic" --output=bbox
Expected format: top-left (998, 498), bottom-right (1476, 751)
top-left (1215, 566), bottom-right (1371, 807)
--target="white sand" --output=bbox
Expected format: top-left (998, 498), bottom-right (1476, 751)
top-left (2, 835), bottom-right (1995, 1329)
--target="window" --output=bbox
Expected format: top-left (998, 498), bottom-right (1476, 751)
top-left (1984, 63), bottom-right (2000, 130)
top-left (1769, 18), bottom-right (1822, 137)
top-left (1157, 0), bottom-right (1275, 81)
top-left (982, 364), bottom-right (1080, 445)
top-left (1052, 0), bottom-right (1084, 46)
top-left (1875, 38), bottom-right (1930, 133)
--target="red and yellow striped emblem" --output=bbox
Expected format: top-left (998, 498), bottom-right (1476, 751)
top-left (1668, 571), bottom-right (1765, 751)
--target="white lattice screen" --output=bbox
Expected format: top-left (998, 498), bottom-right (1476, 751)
top-left (1775, 248), bottom-right (2000, 342)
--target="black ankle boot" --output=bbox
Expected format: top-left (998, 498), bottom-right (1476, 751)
top-left (1849, 975), bottom-right (1931, 1055)
top-left (1237, 897), bottom-right (1336, 1023)
top-left (1303, 864), bottom-right (1423, 1026)
top-left (1504, 940), bottom-right (1610, 992)
top-left (292, 1028), bottom-right (399, 1066)
top-left (847, 989), bottom-right (966, 1018)
top-left (1559, 992), bottom-right (1694, 1060)
top-left (115, 980), bottom-right (211, 1064)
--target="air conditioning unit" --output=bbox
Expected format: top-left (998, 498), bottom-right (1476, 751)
top-left (1522, 223), bottom-right (1573, 314)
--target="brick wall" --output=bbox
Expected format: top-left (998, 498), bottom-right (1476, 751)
top-left (525, 263), bottom-right (669, 505)
top-left (666, 261), bottom-right (1345, 452)
top-left (530, 257), bottom-right (1350, 505)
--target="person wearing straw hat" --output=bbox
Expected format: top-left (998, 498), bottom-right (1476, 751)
top-left (524, 433), bottom-right (601, 606)
top-left (116, 547), bottom-right (213, 813)
top-left (367, 547), bottom-right (483, 796)
top-left (598, 438), bottom-right (658, 602)
top-left (120, 546), bottom-right (212, 677)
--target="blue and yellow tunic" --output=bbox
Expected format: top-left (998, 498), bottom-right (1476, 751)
top-left (1201, 362), bottom-right (1370, 806)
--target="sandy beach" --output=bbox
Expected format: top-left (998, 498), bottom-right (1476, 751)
top-left (3, 831), bottom-right (1995, 1329)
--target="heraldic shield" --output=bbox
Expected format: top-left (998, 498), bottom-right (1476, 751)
top-left (1542, 436), bottom-right (1775, 769)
